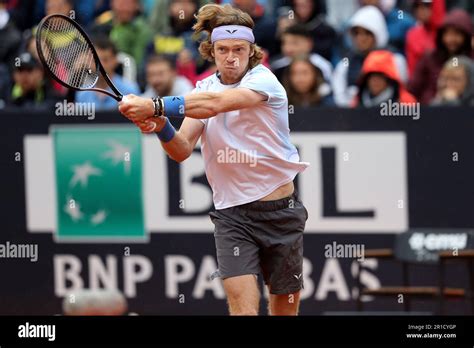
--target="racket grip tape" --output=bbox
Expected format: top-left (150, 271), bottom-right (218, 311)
top-left (162, 96), bottom-right (185, 118)
top-left (156, 118), bottom-right (176, 143)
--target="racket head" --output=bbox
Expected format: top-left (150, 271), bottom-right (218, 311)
top-left (36, 14), bottom-right (122, 101)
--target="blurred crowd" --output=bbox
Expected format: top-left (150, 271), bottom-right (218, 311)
top-left (0, 0), bottom-right (473, 111)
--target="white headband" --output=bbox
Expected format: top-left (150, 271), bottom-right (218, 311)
top-left (211, 25), bottom-right (255, 43)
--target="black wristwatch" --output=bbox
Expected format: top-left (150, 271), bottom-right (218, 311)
top-left (152, 97), bottom-right (163, 117)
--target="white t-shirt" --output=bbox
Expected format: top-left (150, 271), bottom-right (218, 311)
top-left (194, 64), bottom-right (309, 209)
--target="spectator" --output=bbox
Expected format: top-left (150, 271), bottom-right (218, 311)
top-left (0, 63), bottom-right (9, 107)
top-left (26, 0), bottom-right (86, 100)
top-left (149, 0), bottom-right (211, 35)
top-left (286, 0), bottom-right (336, 61)
top-left (29, 0), bottom-right (75, 36)
top-left (140, 0), bottom-right (155, 19)
top-left (90, 0), bottom-right (151, 69)
top-left (353, 50), bottom-right (416, 107)
top-left (23, 32), bottom-right (72, 100)
top-left (146, 0), bottom-right (201, 83)
top-left (332, 5), bottom-right (408, 107)
top-left (34, 0), bottom-right (102, 26)
top-left (275, 6), bottom-right (294, 47)
top-left (271, 24), bottom-right (333, 83)
top-left (232, 0), bottom-right (277, 55)
top-left (8, 51), bottom-right (60, 108)
top-left (405, 0), bottom-right (446, 78)
top-left (409, 9), bottom-right (473, 104)
top-left (0, 0), bottom-right (22, 68)
top-left (44, 0), bottom-right (74, 18)
top-left (5, 0), bottom-right (36, 32)
top-left (361, 0), bottom-right (416, 53)
top-left (282, 54), bottom-right (334, 107)
top-left (445, 0), bottom-right (474, 23)
top-left (75, 37), bottom-right (139, 110)
top-left (75, 0), bottom-right (112, 26)
top-left (432, 55), bottom-right (474, 106)
top-left (142, 55), bottom-right (193, 98)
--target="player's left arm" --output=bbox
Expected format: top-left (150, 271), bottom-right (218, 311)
top-left (119, 89), bottom-right (266, 121)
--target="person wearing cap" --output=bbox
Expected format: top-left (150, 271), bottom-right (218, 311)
top-left (405, 0), bottom-right (446, 78)
top-left (8, 51), bottom-right (60, 109)
top-left (118, 4), bottom-right (309, 316)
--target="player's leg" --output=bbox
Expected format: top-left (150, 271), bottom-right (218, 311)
top-left (268, 290), bottom-right (301, 315)
top-left (209, 207), bottom-right (262, 315)
top-left (252, 190), bottom-right (307, 316)
top-left (223, 274), bottom-right (260, 315)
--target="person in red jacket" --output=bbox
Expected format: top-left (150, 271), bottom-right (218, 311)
top-left (405, 0), bottom-right (446, 78)
top-left (353, 50), bottom-right (417, 108)
top-left (408, 9), bottom-right (473, 104)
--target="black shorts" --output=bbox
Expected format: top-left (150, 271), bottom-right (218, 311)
top-left (209, 190), bottom-right (307, 295)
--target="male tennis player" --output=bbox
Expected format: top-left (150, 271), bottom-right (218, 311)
top-left (118, 4), bottom-right (309, 315)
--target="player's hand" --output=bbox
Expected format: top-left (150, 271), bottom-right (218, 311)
top-left (132, 116), bottom-right (168, 134)
top-left (118, 94), bottom-right (154, 122)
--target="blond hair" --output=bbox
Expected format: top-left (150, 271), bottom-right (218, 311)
top-left (193, 4), bottom-right (264, 69)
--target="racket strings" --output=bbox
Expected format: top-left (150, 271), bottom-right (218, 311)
top-left (38, 16), bottom-right (99, 89)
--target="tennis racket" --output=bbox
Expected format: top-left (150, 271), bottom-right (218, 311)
top-left (36, 14), bottom-right (123, 101)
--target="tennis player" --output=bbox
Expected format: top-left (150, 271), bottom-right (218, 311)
top-left (118, 4), bottom-right (309, 315)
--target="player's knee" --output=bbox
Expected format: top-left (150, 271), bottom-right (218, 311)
top-left (269, 292), bottom-right (300, 315)
top-left (225, 289), bottom-right (260, 315)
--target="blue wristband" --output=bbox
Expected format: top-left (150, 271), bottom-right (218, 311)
top-left (156, 118), bottom-right (176, 143)
top-left (162, 96), bottom-right (185, 118)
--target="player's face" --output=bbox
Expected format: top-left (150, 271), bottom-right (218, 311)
top-left (213, 39), bottom-right (253, 84)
